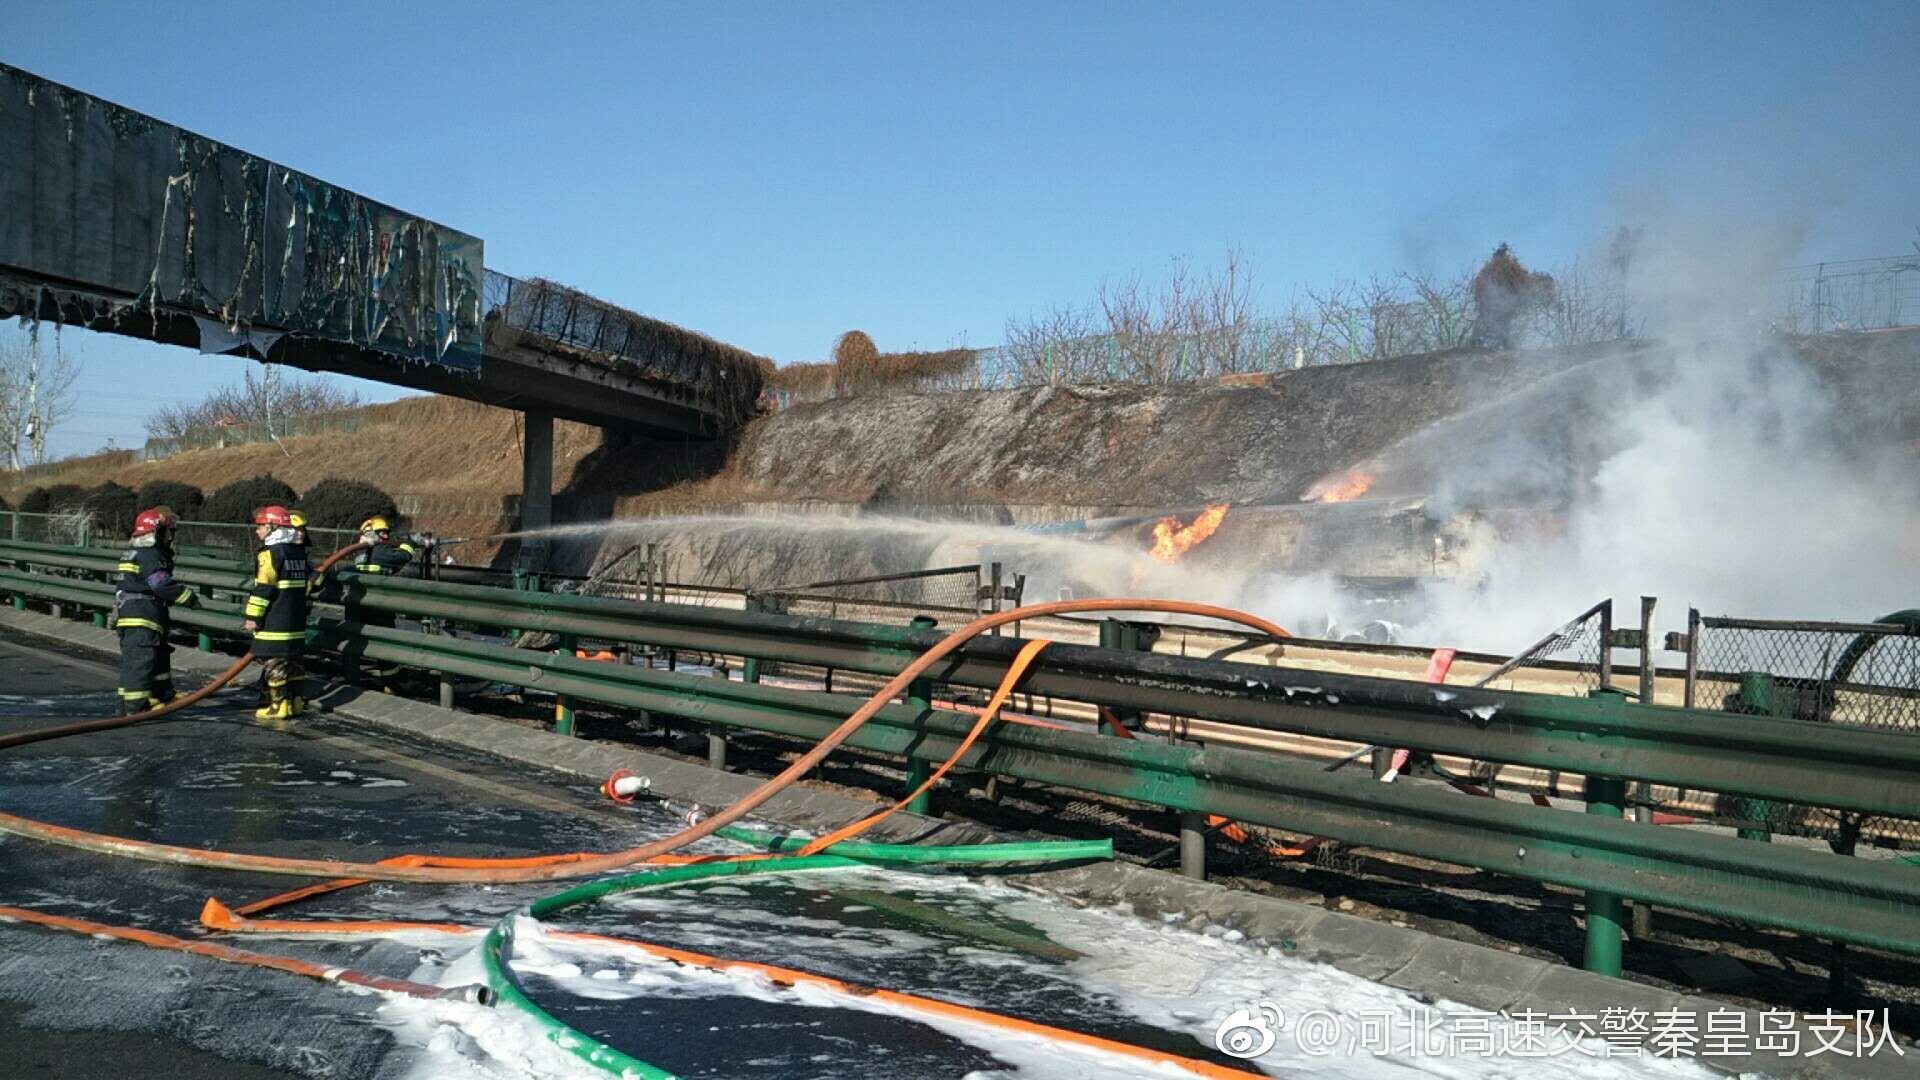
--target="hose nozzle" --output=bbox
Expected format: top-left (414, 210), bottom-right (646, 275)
top-left (437, 983), bottom-right (496, 1006)
top-left (600, 769), bottom-right (651, 804)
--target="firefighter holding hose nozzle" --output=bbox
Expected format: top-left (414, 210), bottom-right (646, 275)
top-left (242, 505), bottom-right (311, 722)
top-left (112, 507), bottom-right (197, 714)
top-left (349, 515), bottom-right (416, 691)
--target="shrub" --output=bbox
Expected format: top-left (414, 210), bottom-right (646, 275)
top-left (299, 478), bottom-right (398, 531)
top-left (20, 484), bottom-right (85, 515)
top-left (1471, 243), bottom-right (1557, 349)
top-left (133, 480), bottom-right (205, 520)
top-left (203, 474), bottom-right (299, 524)
top-left (82, 482), bottom-right (139, 538)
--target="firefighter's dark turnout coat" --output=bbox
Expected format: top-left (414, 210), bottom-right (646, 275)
top-left (115, 543), bottom-right (193, 703)
top-left (245, 531), bottom-right (310, 658)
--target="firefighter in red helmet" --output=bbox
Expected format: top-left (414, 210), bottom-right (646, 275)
top-left (242, 504), bottom-right (311, 721)
top-left (112, 507), bottom-right (197, 714)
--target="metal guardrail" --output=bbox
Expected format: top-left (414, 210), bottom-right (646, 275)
top-left (2, 541), bottom-right (1918, 971)
top-left (3, 539), bottom-right (1918, 821)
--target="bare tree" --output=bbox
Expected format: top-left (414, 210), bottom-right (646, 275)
top-left (1193, 246), bottom-right (1261, 374)
top-left (1307, 280), bottom-right (1365, 364)
top-left (145, 365), bottom-right (360, 446)
top-left (1099, 265), bottom-right (1188, 384)
top-left (1278, 287), bottom-right (1339, 368)
top-left (1403, 268), bottom-right (1477, 351)
top-left (1539, 258), bottom-right (1625, 346)
top-left (1001, 302), bottom-right (1103, 387)
top-left (1605, 226), bottom-right (1642, 339)
top-left (0, 323), bottom-right (82, 470)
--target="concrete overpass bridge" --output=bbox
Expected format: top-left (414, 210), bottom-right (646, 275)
top-left (0, 63), bottom-right (769, 551)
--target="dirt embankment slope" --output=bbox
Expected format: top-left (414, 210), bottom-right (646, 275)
top-left (0, 396), bottom-right (607, 535)
top-left (619, 330), bottom-right (1920, 516)
top-left (624, 343), bottom-right (1611, 512)
top-left (9, 331), bottom-right (1914, 537)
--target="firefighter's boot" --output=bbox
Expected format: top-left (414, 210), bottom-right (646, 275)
top-left (255, 685), bottom-right (293, 723)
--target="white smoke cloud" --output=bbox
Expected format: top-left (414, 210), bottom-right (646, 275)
top-left (1404, 325), bottom-right (1920, 654)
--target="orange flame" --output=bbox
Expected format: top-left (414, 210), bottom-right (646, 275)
top-left (1305, 468), bottom-right (1374, 503)
top-left (1149, 504), bottom-right (1230, 563)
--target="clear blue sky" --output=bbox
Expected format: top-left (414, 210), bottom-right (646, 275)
top-left (5, 1), bottom-right (1915, 460)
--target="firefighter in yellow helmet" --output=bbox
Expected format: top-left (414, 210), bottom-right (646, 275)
top-left (350, 514), bottom-right (417, 691)
top-left (242, 504), bottom-right (311, 721)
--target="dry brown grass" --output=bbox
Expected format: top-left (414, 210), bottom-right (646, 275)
top-left (765, 360), bottom-right (834, 396)
top-left (767, 346), bottom-right (977, 400)
top-left (0, 395), bottom-right (607, 509)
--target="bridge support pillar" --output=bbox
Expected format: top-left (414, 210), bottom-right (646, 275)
top-left (518, 409), bottom-right (554, 572)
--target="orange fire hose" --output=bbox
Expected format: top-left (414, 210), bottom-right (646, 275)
top-left (0, 543), bottom-right (368, 751)
top-left (0, 652), bottom-right (257, 751)
top-left (193, 903), bottom-right (1252, 1079)
top-left (212, 637), bottom-right (1064, 917)
top-left (0, 903), bottom-right (484, 1002)
top-left (797, 637), bottom-right (1053, 855)
top-left (0, 599), bottom-right (1291, 883)
top-left (1, 596), bottom-right (1284, 1070)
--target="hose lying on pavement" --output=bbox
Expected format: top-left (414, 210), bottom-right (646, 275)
top-left (0, 598), bottom-right (1291, 883)
top-left (0, 652), bottom-right (256, 750)
top-left (198, 832), bottom-right (1246, 1080)
top-left (0, 903), bottom-right (487, 1004)
top-left (0, 596), bottom-right (1287, 1074)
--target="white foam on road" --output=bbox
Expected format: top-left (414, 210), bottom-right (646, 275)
top-left (998, 891), bottom-right (1726, 1079)
top-left (386, 875), bottom-right (1732, 1080)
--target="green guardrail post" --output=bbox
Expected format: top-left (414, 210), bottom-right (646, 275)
top-left (1099, 618), bottom-right (1161, 734)
top-left (1731, 674), bottom-right (1778, 841)
top-left (508, 568), bottom-right (529, 644)
top-left (196, 584), bottom-right (215, 652)
top-left (904, 615), bottom-right (938, 814)
top-left (341, 571), bottom-right (363, 688)
top-left (712, 597), bottom-right (771, 772)
top-left (1582, 687), bottom-right (1630, 977)
top-left (554, 633), bottom-right (577, 736)
top-left (741, 595), bottom-right (763, 687)
top-left (1583, 772), bottom-right (1628, 976)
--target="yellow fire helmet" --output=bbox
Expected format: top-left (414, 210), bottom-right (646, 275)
top-left (359, 515), bottom-right (391, 534)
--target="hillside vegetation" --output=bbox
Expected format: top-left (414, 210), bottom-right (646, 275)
top-left (5, 331), bottom-right (1913, 548)
top-left (0, 395), bottom-right (605, 511)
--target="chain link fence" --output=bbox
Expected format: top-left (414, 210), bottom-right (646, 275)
top-left (755, 564), bottom-right (996, 628)
top-left (140, 412), bottom-right (367, 461)
top-left (169, 519), bottom-right (355, 558)
top-left (1470, 599), bottom-right (1610, 693)
top-left (1688, 615), bottom-right (1920, 730)
top-left (1772, 256), bottom-right (1920, 334)
top-left (1673, 611), bottom-right (1920, 846)
top-left (0, 510), bottom-right (354, 556)
top-left (0, 509), bottom-right (93, 546)
top-left (1455, 600), bottom-right (1609, 793)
